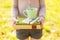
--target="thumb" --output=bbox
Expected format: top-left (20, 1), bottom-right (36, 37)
top-left (40, 20), bottom-right (44, 28)
top-left (11, 18), bottom-right (18, 24)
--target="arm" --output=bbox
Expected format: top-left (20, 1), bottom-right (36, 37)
top-left (11, 0), bottom-right (18, 24)
top-left (38, 0), bottom-right (46, 28)
top-left (38, 0), bottom-right (46, 21)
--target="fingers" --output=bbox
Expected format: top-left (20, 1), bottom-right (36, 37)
top-left (40, 20), bottom-right (44, 28)
top-left (11, 18), bottom-right (18, 26)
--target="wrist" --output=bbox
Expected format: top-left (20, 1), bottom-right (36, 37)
top-left (38, 16), bottom-right (45, 22)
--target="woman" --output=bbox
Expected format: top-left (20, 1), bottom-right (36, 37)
top-left (12, 0), bottom-right (46, 40)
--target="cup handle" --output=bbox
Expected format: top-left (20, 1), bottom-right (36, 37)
top-left (23, 10), bottom-right (27, 17)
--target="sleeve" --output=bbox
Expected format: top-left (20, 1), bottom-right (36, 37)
top-left (38, 0), bottom-right (46, 20)
top-left (11, 0), bottom-right (18, 19)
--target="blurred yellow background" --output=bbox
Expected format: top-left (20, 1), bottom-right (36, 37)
top-left (0, 0), bottom-right (60, 40)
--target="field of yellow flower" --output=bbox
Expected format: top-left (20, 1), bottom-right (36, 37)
top-left (0, 0), bottom-right (60, 40)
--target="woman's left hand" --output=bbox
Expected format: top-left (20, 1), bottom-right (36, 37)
top-left (40, 19), bottom-right (44, 29)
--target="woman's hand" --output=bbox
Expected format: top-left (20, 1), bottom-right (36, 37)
top-left (11, 18), bottom-right (18, 29)
top-left (40, 19), bottom-right (44, 29)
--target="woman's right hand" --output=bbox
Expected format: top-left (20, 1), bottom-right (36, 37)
top-left (11, 18), bottom-right (18, 28)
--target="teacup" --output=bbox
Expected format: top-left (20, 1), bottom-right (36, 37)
top-left (23, 8), bottom-right (38, 19)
